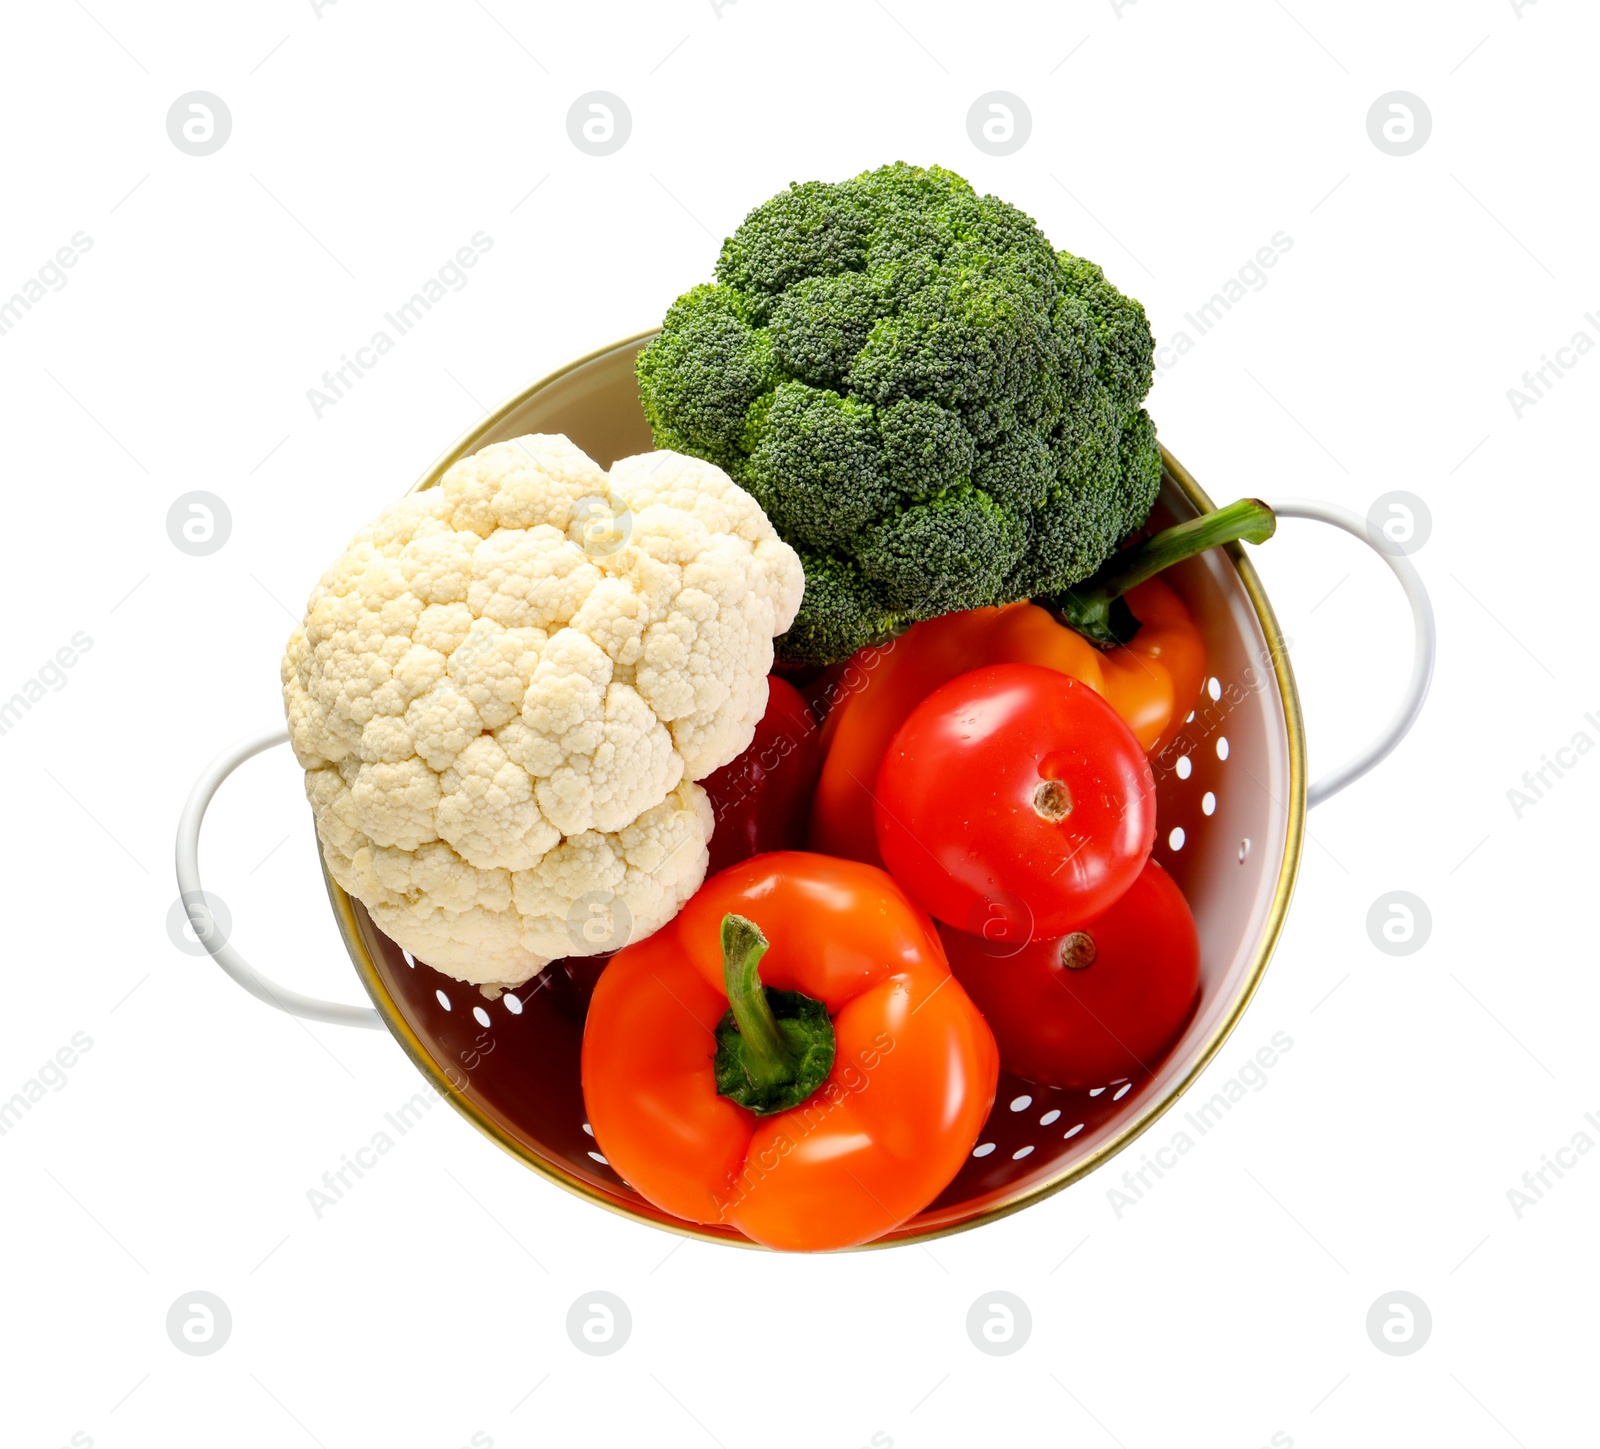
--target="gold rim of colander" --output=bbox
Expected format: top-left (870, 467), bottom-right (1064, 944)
top-left (325, 331), bottom-right (1309, 1250)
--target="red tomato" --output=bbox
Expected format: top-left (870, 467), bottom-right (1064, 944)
top-left (939, 858), bottom-right (1200, 1088)
top-left (702, 677), bottom-right (823, 876)
top-left (873, 663), bottom-right (1155, 940)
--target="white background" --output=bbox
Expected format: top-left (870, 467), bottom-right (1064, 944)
top-left (2, 1), bottom-right (1595, 1446)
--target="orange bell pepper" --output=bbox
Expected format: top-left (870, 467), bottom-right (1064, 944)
top-left (581, 852), bottom-right (998, 1251)
top-left (808, 580), bottom-right (1199, 865)
top-left (810, 499), bottom-right (1273, 867)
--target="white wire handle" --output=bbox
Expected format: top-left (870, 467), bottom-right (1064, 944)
top-left (175, 727), bottom-right (384, 1030)
top-left (1264, 498), bottom-right (1436, 809)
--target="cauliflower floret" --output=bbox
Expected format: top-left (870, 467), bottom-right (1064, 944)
top-left (611, 451), bottom-right (805, 776)
top-left (283, 435), bottom-right (804, 989)
top-left (318, 781), bottom-right (713, 989)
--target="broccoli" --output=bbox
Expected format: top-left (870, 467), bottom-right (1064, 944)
top-left (636, 162), bottom-right (1162, 665)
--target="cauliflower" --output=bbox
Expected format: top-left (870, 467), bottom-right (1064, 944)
top-left (282, 434), bottom-right (804, 989)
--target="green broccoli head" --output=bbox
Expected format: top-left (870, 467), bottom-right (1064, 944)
top-left (636, 162), bottom-right (1161, 665)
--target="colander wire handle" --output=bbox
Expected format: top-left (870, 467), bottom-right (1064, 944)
top-left (175, 727), bottom-right (385, 1030)
top-left (1265, 498), bottom-right (1436, 809)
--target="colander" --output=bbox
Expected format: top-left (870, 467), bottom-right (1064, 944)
top-left (176, 332), bottom-right (1435, 1247)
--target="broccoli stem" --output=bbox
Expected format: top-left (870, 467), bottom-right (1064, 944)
top-left (1041, 498), bottom-right (1276, 648)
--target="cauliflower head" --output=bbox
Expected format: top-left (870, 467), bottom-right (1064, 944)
top-left (282, 433), bottom-right (804, 988)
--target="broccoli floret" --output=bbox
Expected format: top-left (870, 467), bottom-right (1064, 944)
top-left (636, 162), bottom-right (1161, 665)
top-left (769, 273), bottom-right (883, 389)
top-left (973, 429), bottom-right (1055, 513)
top-left (716, 180), bottom-right (871, 318)
top-left (778, 552), bottom-right (906, 667)
top-left (742, 383), bottom-right (894, 551)
top-left (857, 486), bottom-right (1024, 616)
top-left (635, 284), bottom-right (772, 472)
top-left (878, 397), bottom-right (975, 499)
top-left (1058, 253), bottom-right (1156, 417)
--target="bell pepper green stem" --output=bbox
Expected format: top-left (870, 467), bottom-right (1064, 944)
top-left (720, 914), bottom-right (795, 1088)
top-left (1041, 498), bottom-right (1276, 648)
top-left (714, 914), bottom-right (837, 1115)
